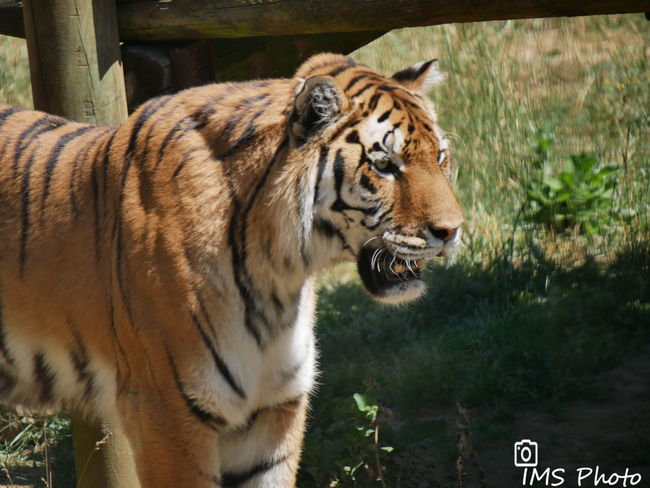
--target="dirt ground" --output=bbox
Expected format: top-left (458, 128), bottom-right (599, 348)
top-left (1, 345), bottom-right (648, 488)
top-left (459, 344), bottom-right (650, 488)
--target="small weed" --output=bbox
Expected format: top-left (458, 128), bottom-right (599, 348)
top-left (301, 376), bottom-right (394, 488)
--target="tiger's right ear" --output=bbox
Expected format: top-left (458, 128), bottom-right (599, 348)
top-left (391, 59), bottom-right (445, 94)
top-left (293, 76), bottom-right (349, 140)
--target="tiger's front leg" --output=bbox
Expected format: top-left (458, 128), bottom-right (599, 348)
top-left (217, 394), bottom-right (309, 487)
top-left (118, 392), bottom-right (223, 488)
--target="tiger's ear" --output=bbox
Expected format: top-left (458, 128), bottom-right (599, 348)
top-left (391, 59), bottom-right (445, 94)
top-left (293, 75), bottom-right (349, 140)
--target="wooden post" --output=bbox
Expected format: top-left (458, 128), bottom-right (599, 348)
top-left (22, 0), bottom-right (128, 124)
top-left (21, 1), bottom-right (139, 487)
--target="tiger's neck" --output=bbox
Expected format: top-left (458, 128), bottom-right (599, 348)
top-left (224, 137), bottom-right (344, 338)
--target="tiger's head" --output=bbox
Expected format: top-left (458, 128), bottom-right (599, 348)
top-left (288, 54), bottom-right (463, 305)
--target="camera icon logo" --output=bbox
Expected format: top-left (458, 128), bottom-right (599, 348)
top-left (514, 439), bottom-right (538, 467)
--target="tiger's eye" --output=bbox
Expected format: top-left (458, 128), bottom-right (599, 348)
top-left (375, 159), bottom-right (390, 171)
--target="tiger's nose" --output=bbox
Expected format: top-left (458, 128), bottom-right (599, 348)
top-left (429, 225), bottom-right (459, 242)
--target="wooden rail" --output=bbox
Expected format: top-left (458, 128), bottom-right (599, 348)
top-left (2, 0), bottom-right (649, 41)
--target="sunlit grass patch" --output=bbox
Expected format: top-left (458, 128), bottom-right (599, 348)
top-left (0, 36), bottom-right (32, 109)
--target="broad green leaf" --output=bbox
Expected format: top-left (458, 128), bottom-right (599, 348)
top-left (543, 177), bottom-right (564, 191)
top-left (559, 172), bottom-right (576, 188)
top-left (353, 391), bottom-right (379, 412)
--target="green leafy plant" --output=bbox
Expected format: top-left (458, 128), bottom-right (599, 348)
top-left (300, 380), bottom-right (393, 487)
top-left (525, 151), bottom-right (619, 234)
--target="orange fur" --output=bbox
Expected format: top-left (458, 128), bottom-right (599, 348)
top-left (0, 53), bottom-right (462, 487)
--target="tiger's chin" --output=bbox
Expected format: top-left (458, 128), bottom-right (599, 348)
top-left (356, 246), bottom-right (429, 305)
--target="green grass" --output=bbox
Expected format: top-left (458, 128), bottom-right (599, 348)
top-left (1, 14), bottom-right (649, 488)
top-left (301, 14), bottom-right (650, 487)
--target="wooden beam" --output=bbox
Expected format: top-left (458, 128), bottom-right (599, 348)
top-left (208, 31), bottom-right (387, 82)
top-left (21, 0), bottom-right (138, 485)
top-left (2, 0), bottom-right (649, 41)
top-left (120, 31), bottom-right (384, 111)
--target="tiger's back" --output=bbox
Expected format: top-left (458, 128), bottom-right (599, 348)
top-left (0, 53), bottom-right (463, 487)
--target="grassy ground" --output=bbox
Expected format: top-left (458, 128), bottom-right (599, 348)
top-left (302, 15), bottom-right (650, 488)
top-left (1, 13), bottom-right (649, 488)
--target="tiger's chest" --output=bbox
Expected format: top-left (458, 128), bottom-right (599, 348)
top-left (186, 277), bottom-right (319, 428)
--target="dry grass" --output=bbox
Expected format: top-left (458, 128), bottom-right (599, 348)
top-left (0, 35), bottom-right (31, 109)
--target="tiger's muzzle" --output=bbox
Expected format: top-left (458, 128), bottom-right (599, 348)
top-left (356, 228), bottom-right (461, 304)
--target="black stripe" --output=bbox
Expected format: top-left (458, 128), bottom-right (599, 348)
top-left (350, 82), bottom-right (375, 99)
top-left (168, 352), bottom-right (227, 430)
top-left (360, 174), bottom-right (377, 194)
top-left (416, 59), bottom-right (435, 78)
top-left (115, 223), bottom-right (135, 327)
top-left (107, 285), bottom-right (131, 382)
top-left (42, 126), bottom-right (95, 208)
top-left (222, 122), bottom-right (255, 159)
top-left (345, 130), bottom-right (360, 145)
top-left (327, 64), bottom-right (353, 77)
top-left (228, 214), bottom-right (264, 347)
top-left (19, 151), bottom-right (37, 275)
top-left (233, 396), bottom-right (303, 435)
top-left (313, 146), bottom-right (329, 206)
top-left (69, 131), bottom-right (98, 213)
top-left (377, 109), bottom-right (392, 123)
top-left (172, 147), bottom-right (203, 178)
top-left (307, 58), bottom-right (356, 77)
top-left (220, 102), bottom-right (271, 159)
top-left (70, 331), bottom-right (95, 400)
top-left (397, 95), bottom-right (421, 110)
top-left (0, 106), bottom-right (23, 136)
top-left (332, 149), bottom-right (349, 212)
top-left (228, 137), bottom-right (289, 346)
top-left (12, 117), bottom-right (65, 179)
top-left (33, 353), bottom-right (55, 403)
top-left (0, 365), bottom-right (16, 394)
top-left (376, 85), bottom-right (398, 93)
top-left (122, 96), bottom-right (174, 195)
top-left (222, 456), bottom-right (288, 488)
top-left (368, 92), bottom-right (382, 111)
top-left (0, 105), bottom-right (22, 120)
top-left (314, 218), bottom-right (353, 254)
top-left (331, 149), bottom-right (379, 214)
top-left (13, 118), bottom-right (48, 178)
top-left (362, 204), bottom-right (393, 231)
top-left (91, 130), bottom-right (116, 265)
top-left (228, 208), bottom-right (263, 348)
top-left (345, 74), bottom-right (369, 92)
top-left (192, 315), bottom-right (246, 399)
top-left (156, 116), bottom-right (195, 169)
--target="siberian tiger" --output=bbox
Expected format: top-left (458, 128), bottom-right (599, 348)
top-left (0, 53), bottom-right (463, 487)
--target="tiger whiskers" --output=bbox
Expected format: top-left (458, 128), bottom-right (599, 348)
top-left (371, 247), bottom-right (386, 272)
top-left (363, 236), bottom-right (381, 248)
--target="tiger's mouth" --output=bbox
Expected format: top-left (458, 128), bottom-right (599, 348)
top-left (356, 246), bottom-right (429, 304)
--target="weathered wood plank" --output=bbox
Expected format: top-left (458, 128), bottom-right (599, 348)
top-left (21, 0), bottom-right (138, 485)
top-left (2, 0), bottom-right (649, 41)
top-left (22, 0), bottom-right (128, 123)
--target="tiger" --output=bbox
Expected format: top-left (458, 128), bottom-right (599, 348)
top-left (0, 53), bottom-right (463, 487)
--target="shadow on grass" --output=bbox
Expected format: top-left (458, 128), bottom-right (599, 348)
top-left (313, 245), bottom-right (650, 415)
top-left (300, 246), bottom-right (649, 487)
